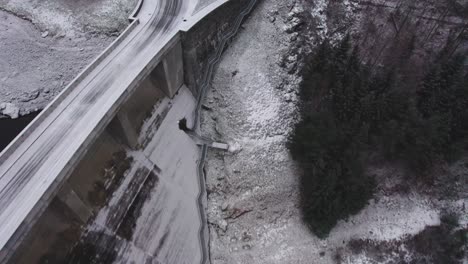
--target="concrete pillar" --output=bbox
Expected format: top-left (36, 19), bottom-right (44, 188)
top-left (181, 46), bottom-right (198, 95)
top-left (149, 41), bottom-right (184, 98)
top-left (57, 182), bottom-right (93, 223)
top-left (107, 112), bottom-right (139, 149)
top-left (117, 111), bottom-right (139, 148)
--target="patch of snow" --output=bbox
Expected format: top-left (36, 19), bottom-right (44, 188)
top-left (0, 103), bottom-right (20, 119)
top-left (244, 73), bottom-right (282, 128)
top-left (228, 141), bottom-right (242, 153)
top-left (329, 194), bottom-right (440, 242)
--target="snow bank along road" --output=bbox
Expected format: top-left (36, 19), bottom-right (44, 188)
top-left (0, 0), bottom-right (241, 261)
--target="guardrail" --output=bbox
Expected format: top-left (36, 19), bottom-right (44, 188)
top-left (0, 16), bottom-right (142, 165)
top-left (129, 0), bottom-right (144, 22)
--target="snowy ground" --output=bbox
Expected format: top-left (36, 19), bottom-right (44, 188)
top-left (194, 0), bottom-right (218, 13)
top-left (201, 0), bottom-right (466, 263)
top-left (0, 0), bottom-right (137, 117)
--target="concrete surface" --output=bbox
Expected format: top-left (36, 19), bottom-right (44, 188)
top-left (11, 86), bottom-right (205, 263)
top-left (0, 0), bottom-right (195, 258)
top-left (0, 0), bottom-right (257, 262)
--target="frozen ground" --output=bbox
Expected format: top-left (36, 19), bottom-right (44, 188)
top-left (0, 0), bottom-right (137, 117)
top-left (201, 0), bottom-right (466, 263)
top-left (0, 0), bottom-right (137, 37)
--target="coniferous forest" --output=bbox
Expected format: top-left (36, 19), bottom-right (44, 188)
top-left (288, 34), bottom-right (468, 238)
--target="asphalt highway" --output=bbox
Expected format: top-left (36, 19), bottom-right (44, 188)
top-left (0, 0), bottom-right (201, 253)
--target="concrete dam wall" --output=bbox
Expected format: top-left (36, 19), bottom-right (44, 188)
top-left (182, 0), bottom-right (258, 98)
top-left (2, 0), bottom-right (258, 263)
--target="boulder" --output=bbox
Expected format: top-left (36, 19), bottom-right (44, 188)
top-left (0, 103), bottom-right (20, 119)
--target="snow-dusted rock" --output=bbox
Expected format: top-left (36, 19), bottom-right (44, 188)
top-left (0, 102), bottom-right (20, 119)
top-left (221, 202), bottom-right (230, 211)
top-left (289, 32), bottom-right (299, 42)
top-left (283, 24), bottom-right (294, 33)
top-left (219, 219), bottom-right (228, 232)
top-left (228, 141), bottom-right (242, 154)
top-left (292, 6), bottom-right (304, 15)
top-left (20, 90), bottom-right (40, 102)
top-left (287, 54), bottom-right (298, 62)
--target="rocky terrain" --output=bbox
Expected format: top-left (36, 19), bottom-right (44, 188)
top-left (0, 0), bottom-right (137, 118)
top-left (201, 0), bottom-right (467, 263)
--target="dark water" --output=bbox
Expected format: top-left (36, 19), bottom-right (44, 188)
top-left (0, 111), bottom-right (40, 152)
